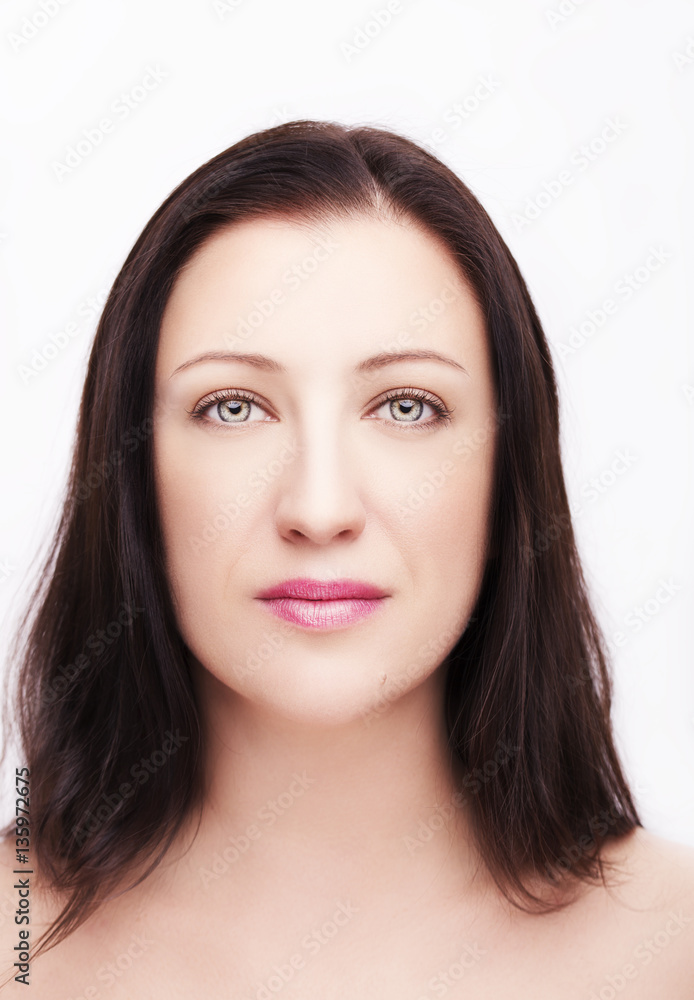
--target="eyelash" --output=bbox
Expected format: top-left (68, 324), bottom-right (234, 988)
top-left (188, 388), bottom-right (453, 432)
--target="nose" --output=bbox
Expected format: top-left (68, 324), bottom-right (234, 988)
top-left (274, 422), bottom-right (367, 545)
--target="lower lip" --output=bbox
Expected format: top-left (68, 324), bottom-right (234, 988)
top-left (258, 597), bottom-right (386, 630)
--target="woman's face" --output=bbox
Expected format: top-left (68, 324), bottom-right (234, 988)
top-left (153, 213), bottom-right (498, 724)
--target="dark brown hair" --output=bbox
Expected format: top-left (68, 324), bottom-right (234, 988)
top-left (0, 118), bottom-right (640, 963)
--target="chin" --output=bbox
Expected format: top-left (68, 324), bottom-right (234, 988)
top-left (227, 654), bottom-right (410, 729)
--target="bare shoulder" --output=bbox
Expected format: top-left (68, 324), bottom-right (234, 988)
top-left (599, 825), bottom-right (694, 909)
top-left (584, 826), bottom-right (694, 994)
top-left (0, 834), bottom-right (165, 996)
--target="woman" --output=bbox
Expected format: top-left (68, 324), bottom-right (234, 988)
top-left (1, 119), bottom-right (693, 996)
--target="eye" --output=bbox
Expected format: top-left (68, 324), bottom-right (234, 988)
top-left (189, 390), bottom-right (273, 425)
top-left (188, 387), bottom-right (453, 431)
top-left (369, 388), bottom-right (453, 431)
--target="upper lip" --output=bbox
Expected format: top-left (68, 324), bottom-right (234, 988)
top-left (256, 578), bottom-right (389, 601)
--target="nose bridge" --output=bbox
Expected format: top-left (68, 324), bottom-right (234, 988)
top-left (274, 402), bottom-right (366, 543)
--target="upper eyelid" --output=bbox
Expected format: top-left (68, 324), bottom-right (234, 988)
top-left (193, 386), bottom-right (446, 410)
top-left (192, 388), bottom-right (269, 412)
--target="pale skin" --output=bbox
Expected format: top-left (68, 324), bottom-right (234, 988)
top-left (1, 214), bottom-right (694, 997)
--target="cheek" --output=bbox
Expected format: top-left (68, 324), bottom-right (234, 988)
top-left (153, 434), bottom-right (252, 624)
top-left (396, 436), bottom-right (495, 607)
top-left (378, 443), bottom-right (495, 696)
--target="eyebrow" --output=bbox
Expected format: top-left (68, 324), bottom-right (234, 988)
top-left (168, 349), bottom-right (469, 379)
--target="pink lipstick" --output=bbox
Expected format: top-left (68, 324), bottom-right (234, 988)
top-left (256, 578), bottom-right (389, 630)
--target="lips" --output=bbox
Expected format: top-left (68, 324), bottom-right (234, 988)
top-left (255, 578), bottom-right (389, 630)
top-left (256, 578), bottom-right (388, 601)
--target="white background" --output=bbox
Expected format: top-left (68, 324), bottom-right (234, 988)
top-left (0, 0), bottom-right (692, 841)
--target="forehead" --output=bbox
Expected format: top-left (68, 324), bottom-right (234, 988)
top-left (156, 213), bottom-right (489, 378)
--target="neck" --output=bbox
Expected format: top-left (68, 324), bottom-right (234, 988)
top-left (165, 662), bottom-right (484, 912)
